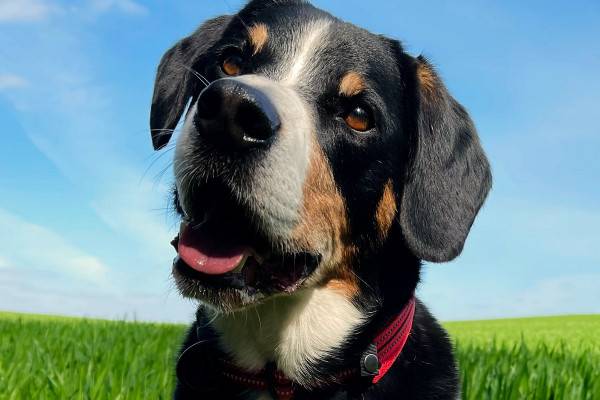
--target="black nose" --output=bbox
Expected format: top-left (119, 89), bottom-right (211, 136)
top-left (194, 79), bottom-right (281, 150)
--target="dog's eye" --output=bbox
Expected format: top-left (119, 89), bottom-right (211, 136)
top-left (344, 105), bottom-right (373, 132)
top-left (221, 48), bottom-right (244, 76)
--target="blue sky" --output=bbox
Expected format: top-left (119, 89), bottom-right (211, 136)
top-left (1, 0), bottom-right (599, 323)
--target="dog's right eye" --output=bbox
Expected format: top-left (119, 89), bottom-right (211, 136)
top-left (220, 48), bottom-right (244, 76)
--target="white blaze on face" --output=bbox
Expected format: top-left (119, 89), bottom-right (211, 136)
top-left (281, 20), bottom-right (331, 86)
top-left (230, 74), bottom-right (312, 241)
top-left (240, 19), bottom-right (332, 241)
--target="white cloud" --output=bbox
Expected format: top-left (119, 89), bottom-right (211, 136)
top-left (0, 208), bottom-right (110, 284)
top-left (0, 0), bottom-right (148, 24)
top-left (511, 274), bottom-right (600, 317)
top-left (0, 0), bottom-right (58, 22)
top-left (91, 179), bottom-right (175, 263)
top-left (0, 73), bottom-right (29, 90)
top-left (420, 271), bottom-right (600, 322)
top-left (0, 267), bottom-right (196, 322)
top-left (0, 256), bottom-right (8, 268)
top-left (0, 11), bottom-right (189, 322)
top-left (88, 0), bottom-right (147, 16)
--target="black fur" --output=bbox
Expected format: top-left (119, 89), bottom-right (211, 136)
top-left (150, 0), bottom-right (491, 398)
top-left (399, 55), bottom-right (492, 262)
top-left (150, 15), bottom-right (233, 150)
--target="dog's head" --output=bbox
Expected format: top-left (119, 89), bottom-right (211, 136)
top-left (151, 0), bottom-right (491, 312)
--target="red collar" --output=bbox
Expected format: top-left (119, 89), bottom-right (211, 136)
top-left (371, 295), bottom-right (416, 383)
top-left (177, 297), bottom-right (416, 399)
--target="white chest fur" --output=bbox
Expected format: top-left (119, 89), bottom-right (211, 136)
top-left (210, 286), bottom-right (364, 387)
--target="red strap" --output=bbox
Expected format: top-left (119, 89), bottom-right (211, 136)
top-left (372, 296), bottom-right (416, 383)
top-left (220, 359), bottom-right (296, 399)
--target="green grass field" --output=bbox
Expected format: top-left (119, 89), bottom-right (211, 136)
top-left (445, 316), bottom-right (600, 399)
top-left (1, 312), bottom-right (598, 399)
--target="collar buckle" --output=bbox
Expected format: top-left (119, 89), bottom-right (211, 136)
top-left (360, 343), bottom-right (380, 377)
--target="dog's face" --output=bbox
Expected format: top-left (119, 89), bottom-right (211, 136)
top-left (150, 0), bottom-right (491, 312)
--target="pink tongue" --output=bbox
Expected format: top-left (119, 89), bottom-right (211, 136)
top-left (178, 224), bottom-right (247, 275)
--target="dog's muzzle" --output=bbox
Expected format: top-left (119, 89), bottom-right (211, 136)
top-left (172, 75), bottom-right (316, 305)
top-left (194, 79), bottom-right (281, 151)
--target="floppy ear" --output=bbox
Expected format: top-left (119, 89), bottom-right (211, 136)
top-left (150, 15), bottom-right (232, 150)
top-left (399, 56), bottom-right (492, 262)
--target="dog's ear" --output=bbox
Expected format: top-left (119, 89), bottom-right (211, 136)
top-left (399, 55), bottom-right (492, 262)
top-left (150, 15), bottom-right (232, 150)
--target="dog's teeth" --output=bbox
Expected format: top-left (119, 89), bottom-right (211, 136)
top-left (232, 255), bottom-right (249, 274)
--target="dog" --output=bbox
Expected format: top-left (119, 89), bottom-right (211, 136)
top-left (150, 1), bottom-right (491, 398)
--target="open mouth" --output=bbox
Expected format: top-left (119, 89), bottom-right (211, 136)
top-left (172, 184), bottom-right (321, 295)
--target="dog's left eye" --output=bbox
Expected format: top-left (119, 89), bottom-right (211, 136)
top-left (344, 105), bottom-right (373, 132)
top-left (221, 48), bottom-right (244, 76)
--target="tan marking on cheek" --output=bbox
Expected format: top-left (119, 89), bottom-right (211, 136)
top-left (375, 180), bottom-right (397, 240)
top-left (295, 144), bottom-right (346, 251)
top-left (248, 23), bottom-right (269, 55)
top-left (293, 141), bottom-right (357, 290)
top-left (416, 62), bottom-right (437, 96)
top-left (339, 71), bottom-right (366, 97)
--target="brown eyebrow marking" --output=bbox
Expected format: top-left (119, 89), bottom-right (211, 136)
top-left (339, 71), bottom-right (367, 97)
top-left (416, 61), bottom-right (438, 95)
top-left (247, 23), bottom-right (269, 55)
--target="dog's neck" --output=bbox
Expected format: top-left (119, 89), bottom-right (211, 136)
top-left (209, 285), bottom-right (365, 387)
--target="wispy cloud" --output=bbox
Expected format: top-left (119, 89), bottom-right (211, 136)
top-left (0, 208), bottom-right (110, 284)
top-left (0, 0), bottom-right (148, 24)
top-left (0, 73), bottom-right (29, 90)
top-left (0, 266), bottom-right (195, 322)
top-left (0, 4), bottom-right (186, 321)
top-left (421, 272), bottom-right (600, 322)
top-left (0, 5), bottom-right (171, 257)
top-left (0, 0), bottom-right (58, 22)
top-left (88, 0), bottom-right (147, 16)
top-left (90, 178), bottom-right (175, 263)
top-left (513, 274), bottom-right (600, 317)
